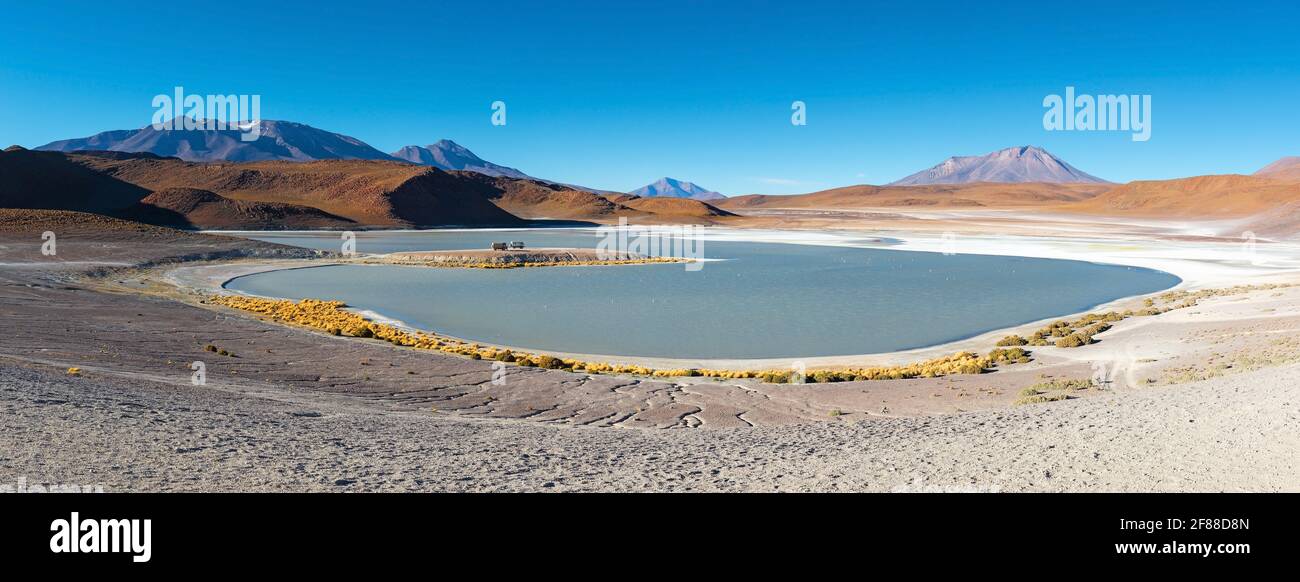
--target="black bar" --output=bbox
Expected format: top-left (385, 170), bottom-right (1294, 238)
top-left (2, 493), bottom-right (1284, 572)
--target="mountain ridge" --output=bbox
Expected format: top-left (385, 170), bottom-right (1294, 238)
top-left (37, 120), bottom-right (396, 163)
top-left (889, 146), bottom-right (1108, 186)
top-left (629, 177), bottom-right (726, 201)
top-left (390, 140), bottom-right (531, 179)
top-left (1255, 157), bottom-right (1300, 182)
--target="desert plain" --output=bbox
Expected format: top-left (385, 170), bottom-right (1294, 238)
top-left (4, 200), bottom-right (1299, 492)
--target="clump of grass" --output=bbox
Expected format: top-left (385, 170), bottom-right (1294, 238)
top-left (1055, 334), bottom-right (1089, 348)
top-left (650, 368), bottom-right (702, 377)
top-left (996, 335), bottom-right (1028, 347)
top-left (988, 347), bottom-right (1032, 364)
top-left (1014, 393), bottom-right (1073, 405)
top-left (1016, 378), bottom-right (1094, 404)
top-left (204, 344), bottom-right (235, 357)
top-left (1018, 386), bottom-right (1045, 397)
top-left (1025, 378), bottom-right (1096, 393)
top-left (535, 355), bottom-right (560, 369)
top-left (759, 370), bottom-right (792, 384)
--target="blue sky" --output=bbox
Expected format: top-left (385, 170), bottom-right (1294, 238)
top-left (2, 1), bottom-right (1297, 194)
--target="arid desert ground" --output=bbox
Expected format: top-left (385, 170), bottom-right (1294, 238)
top-left (3, 208), bottom-right (1298, 492)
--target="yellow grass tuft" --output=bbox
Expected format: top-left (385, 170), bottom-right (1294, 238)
top-left (206, 295), bottom-right (1044, 384)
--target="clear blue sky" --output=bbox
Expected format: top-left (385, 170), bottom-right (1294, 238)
top-left (2, 1), bottom-right (1297, 194)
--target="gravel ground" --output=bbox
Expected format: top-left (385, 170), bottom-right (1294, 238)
top-left (4, 359), bottom-right (1297, 492)
top-left (2, 212), bottom-right (1298, 492)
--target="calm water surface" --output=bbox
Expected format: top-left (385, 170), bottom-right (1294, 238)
top-left (226, 230), bottom-right (1181, 359)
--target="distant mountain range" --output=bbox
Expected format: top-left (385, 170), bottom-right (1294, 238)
top-left (22, 120), bottom-right (1300, 237)
top-left (390, 140), bottom-right (531, 179)
top-left (888, 146), bottom-right (1108, 186)
top-left (0, 147), bottom-right (736, 230)
top-left (37, 120), bottom-right (395, 163)
top-left (629, 177), bottom-right (726, 201)
top-left (34, 121), bottom-right (626, 193)
top-left (34, 123), bottom-right (1102, 191)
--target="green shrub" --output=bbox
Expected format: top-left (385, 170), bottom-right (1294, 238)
top-left (1024, 378), bottom-right (1096, 393)
top-left (988, 347), bottom-right (1031, 364)
top-left (1014, 393), bottom-right (1073, 405)
top-left (1055, 334), bottom-right (1089, 348)
top-left (759, 370), bottom-right (792, 383)
top-left (535, 355), bottom-right (559, 369)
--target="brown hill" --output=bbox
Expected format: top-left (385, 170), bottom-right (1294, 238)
top-left (128, 188), bottom-right (357, 230)
top-left (68, 154), bottom-right (524, 227)
top-left (0, 148), bottom-right (149, 212)
top-left (0, 207), bottom-right (197, 236)
top-left (611, 195), bottom-right (736, 220)
top-left (716, 182), bottom-right (1107, 211)
top-left (424, 171), bottom-right (736, 223)
top-left (2, 150), bottom-right (737, 229)
top-left (1062, 175), bottom-right (1300, 217)
top-left (424, 171), bottom-right (627, 221)
top-left (1255, 157), bottom-right (1300, 182)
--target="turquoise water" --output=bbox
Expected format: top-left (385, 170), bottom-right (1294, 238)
top-left (227, 230), bottom-right (1181, 359)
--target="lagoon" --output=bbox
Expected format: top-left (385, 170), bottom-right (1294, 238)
top-left (226, 229), bottom-right (1181, 359)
